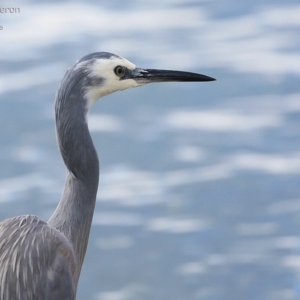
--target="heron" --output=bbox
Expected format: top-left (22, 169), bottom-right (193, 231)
top-left (0, 52), bottom-right (215, 299)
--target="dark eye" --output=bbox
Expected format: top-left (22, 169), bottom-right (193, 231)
top-left (114, 66), bottom-right (126, 77)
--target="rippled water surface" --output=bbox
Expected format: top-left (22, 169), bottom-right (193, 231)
top-left (0, 1), bottom-right (300, 299)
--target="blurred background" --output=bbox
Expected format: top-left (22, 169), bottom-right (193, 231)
top-left (0, 1), bottom-right (300, 299)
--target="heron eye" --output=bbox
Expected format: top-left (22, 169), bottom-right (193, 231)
top-left (114, 66), bottom-right (126, 77)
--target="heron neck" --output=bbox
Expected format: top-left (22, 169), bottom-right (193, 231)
top-left (48, 82), bottom-right (99, 283)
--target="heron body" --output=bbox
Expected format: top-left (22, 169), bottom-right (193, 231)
top-left (0, 52), bottom-right (215, 299)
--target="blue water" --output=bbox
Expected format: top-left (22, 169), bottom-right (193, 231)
top-left (0, 1), bottom-right (300, 299)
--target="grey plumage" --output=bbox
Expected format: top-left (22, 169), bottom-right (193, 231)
top-left (0, 215), bottom-right (76, 299)
top-left (0, 52), bottom-right (215, 299)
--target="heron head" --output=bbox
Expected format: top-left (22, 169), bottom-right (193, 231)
top-left (71, 52), bottom-right (215, 108)
top-left (76, 52), bottom-right (141, 107)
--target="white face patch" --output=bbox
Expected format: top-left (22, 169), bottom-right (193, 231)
top-left (84, 56), bottom-right (145, 109)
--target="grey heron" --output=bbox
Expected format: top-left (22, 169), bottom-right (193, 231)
top-left (0, 52), bottom-right (215, 299)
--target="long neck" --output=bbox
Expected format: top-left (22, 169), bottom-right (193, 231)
top-left (48, 74), bottom-right (99, 283)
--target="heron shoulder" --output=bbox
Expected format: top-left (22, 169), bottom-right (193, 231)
top-left (0, 215), bottom-right (76, 299)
